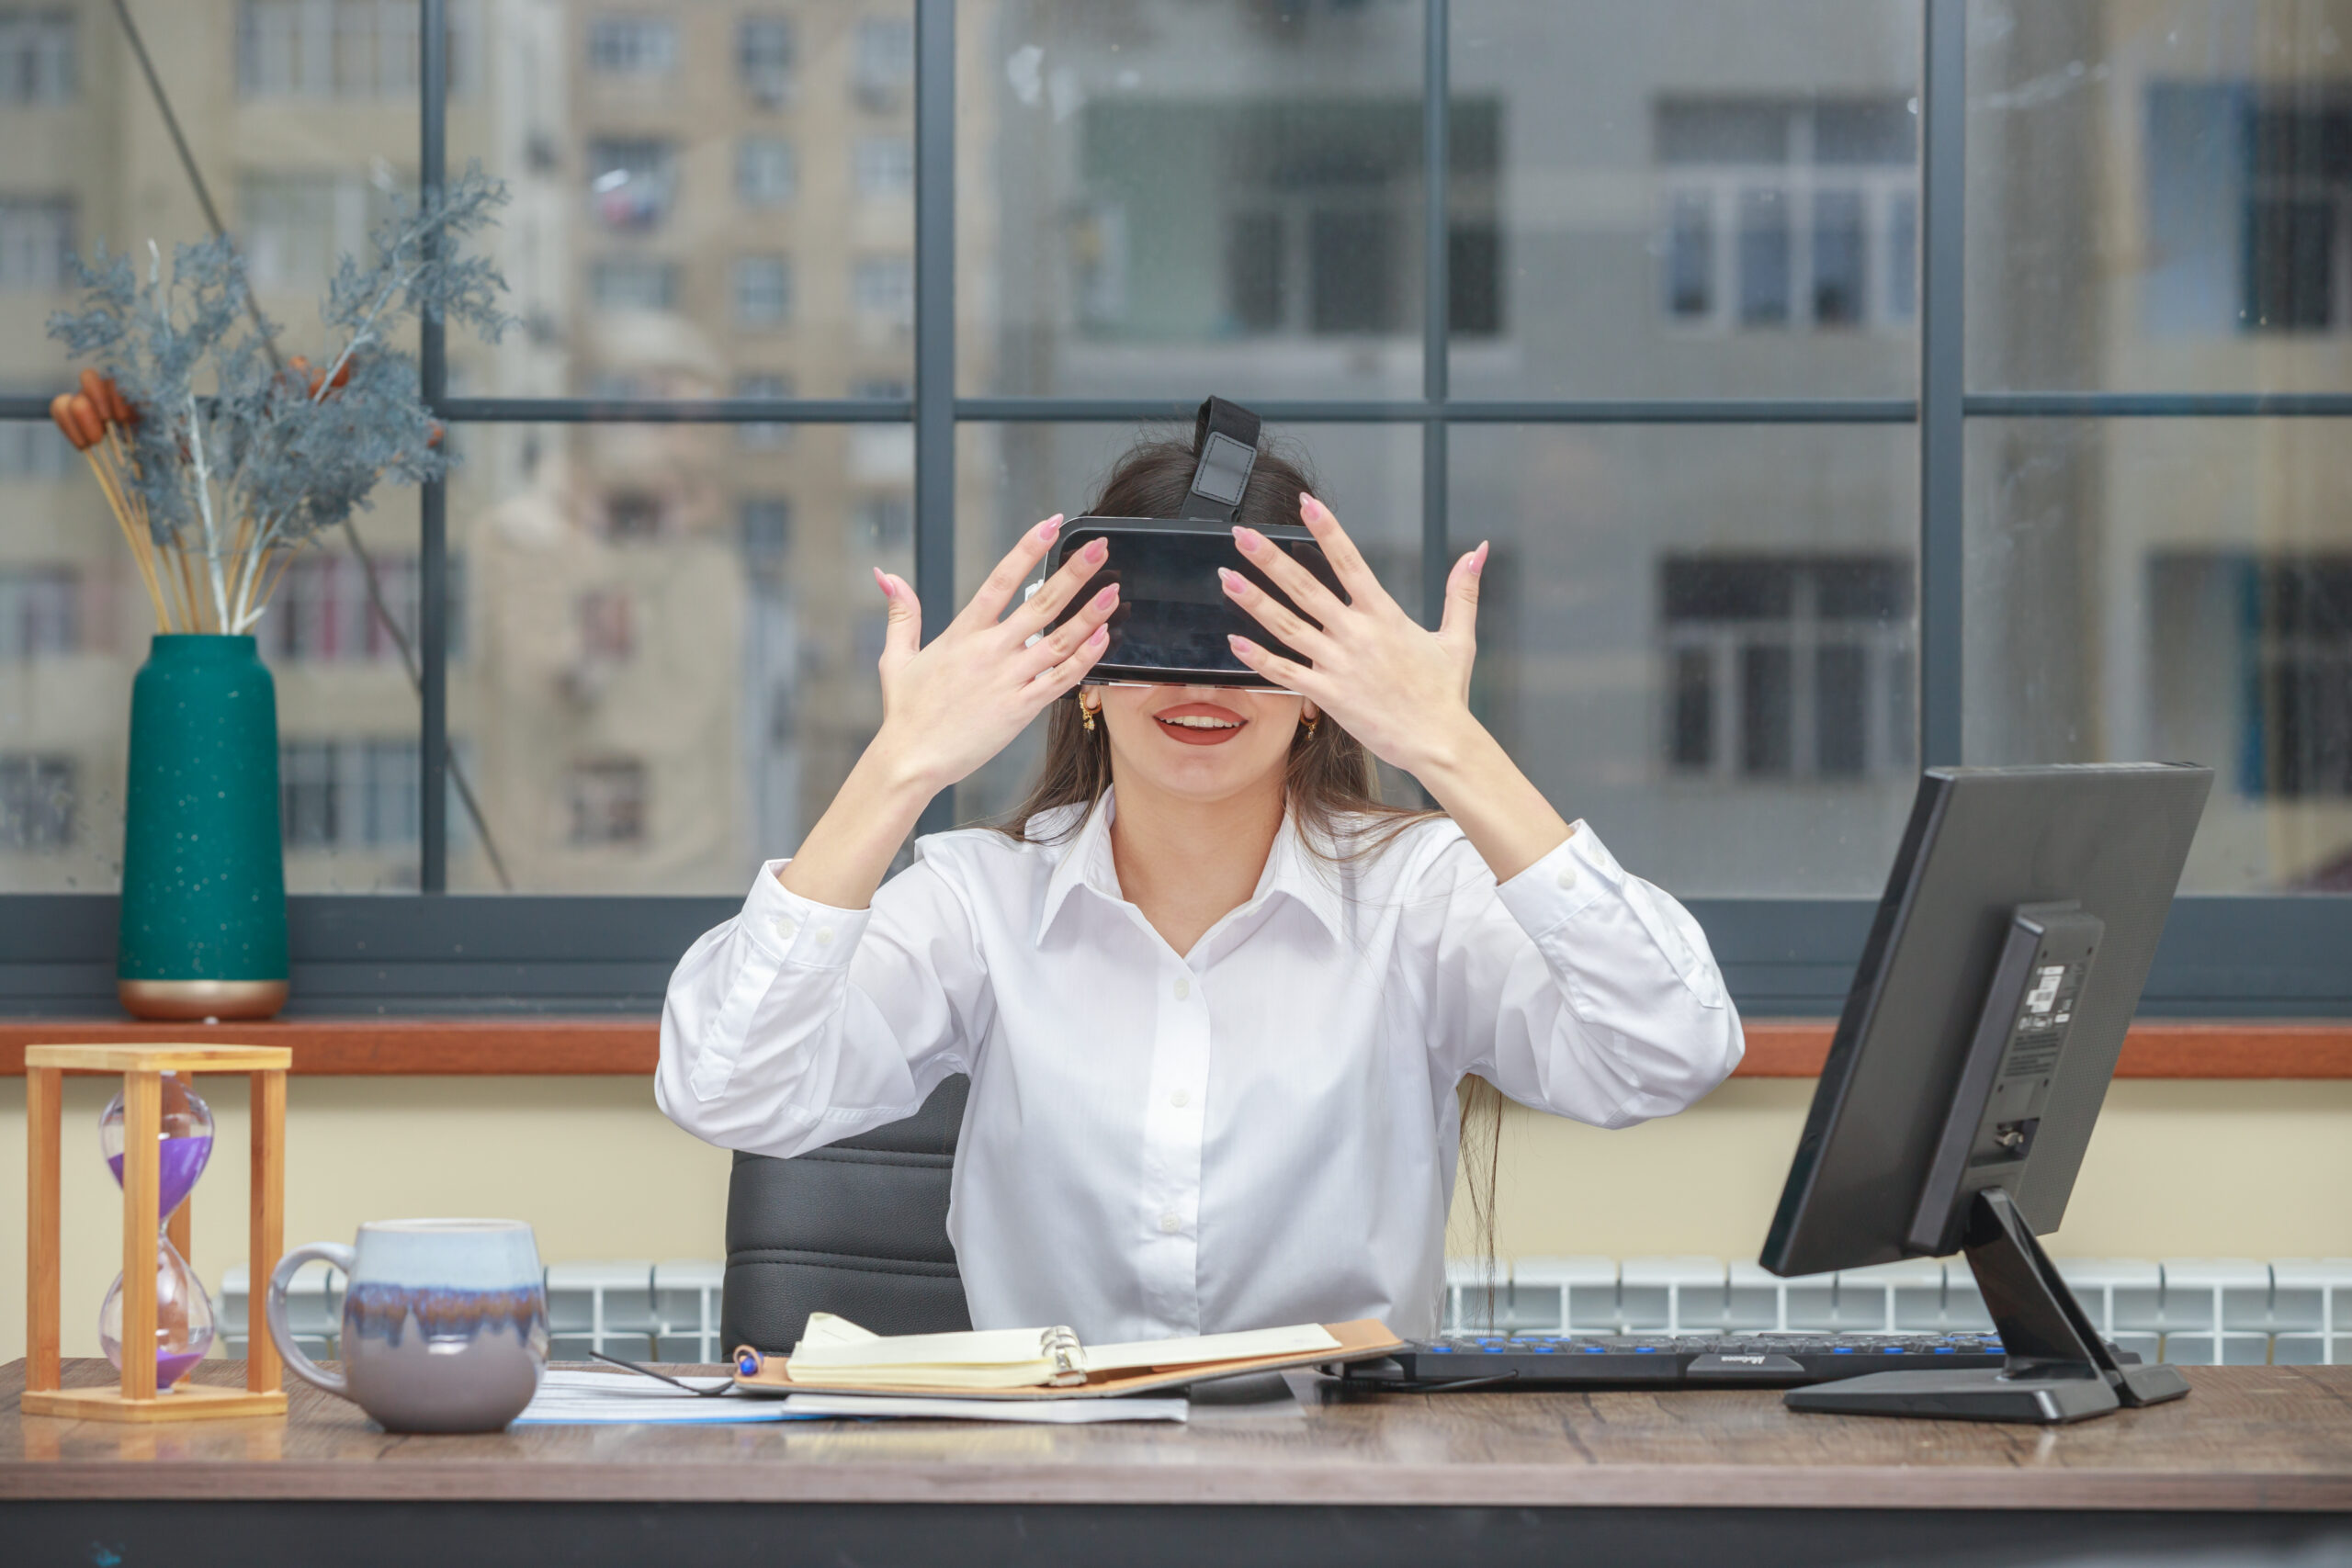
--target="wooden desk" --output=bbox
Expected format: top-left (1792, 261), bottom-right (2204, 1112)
top-left (6, 1359), bottom-right (2351, 1567)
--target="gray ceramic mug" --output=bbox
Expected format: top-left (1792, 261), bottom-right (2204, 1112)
top-left (266, 1219), bottom-right (548, 1433)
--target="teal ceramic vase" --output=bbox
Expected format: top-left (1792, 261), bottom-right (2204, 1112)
top-left (117, 635), bottom-right (288, 1021)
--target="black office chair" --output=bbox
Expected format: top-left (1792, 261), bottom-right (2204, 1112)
top-left (718, 1075), bottom-right (971, 1356)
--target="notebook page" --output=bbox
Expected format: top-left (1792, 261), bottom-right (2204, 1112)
top-left (789, 1322), bottom-right (1062, 1371)
top-left (1081, 1323), bottom-right (1340, 1374)
top-left (797, 1312), bottom-right (881, 1348)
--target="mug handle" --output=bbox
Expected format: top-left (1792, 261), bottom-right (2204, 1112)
top-left (266, 1242), bottom-right (356, 1398)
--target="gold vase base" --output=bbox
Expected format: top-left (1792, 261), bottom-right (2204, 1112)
top-left (118, 978), bottom-right (289, 1022)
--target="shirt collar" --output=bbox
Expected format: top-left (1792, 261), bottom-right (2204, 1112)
top-left (1032, 787), bottom-right (1349, 947)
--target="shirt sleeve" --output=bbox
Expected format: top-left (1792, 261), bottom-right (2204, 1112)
top-left (654, 853), bottom-right (990, 1159)
top-left (1409, 822), bottom-right (1745, 1128)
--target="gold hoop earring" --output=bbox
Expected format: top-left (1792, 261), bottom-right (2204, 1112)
top-left (1300, 712), bottom-right (1320, 737)
top-left (1080, 696), bottom-right (1098, 734)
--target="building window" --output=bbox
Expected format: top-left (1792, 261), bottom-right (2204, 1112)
top-left (854, 136), bottom-right (913, 200)
top-left (2243, 96), bottom-right (2351, 333)
top-left (586, 15), bottom-right (674, 76)
top-left (1656, 96), bottom-right (1917, 333)
top-left (1085, 98), bottom-right (1500, 342)
top-left (739, 497), bottom-right (792, 580)
top-left (280, 738), bottom-right (419, 851)
top-left (852, 254), bottom-right (914, 327)
top-left (737, 14), bottom-right (794, 107)
top-left (2240, 556), bottom-right (2352, 798)
top-left (0, 7), bottom-right (74, 105)
top-left (735, 372), bottom-right (794, 449)
top-left (854, 16), bottom-right (912, 109)
top-left (264, 552), bottom-right (459, 662)
top-left (0, 752), bottom-right (74, 851)
top-left (0, 419), bottom-right (71, 478)
top-left (0, 565), bottom-right (78, 658)
top-left (567, 757), bottom-right (648, 846)
top-left (241, 173), bottom-right (392, 293)
top-left (576, 589), bottom-right (634, 662)
top-left (588, 138), bottom-right (677, 232)
top-left (733, 255), bottom-right (793, 327)
top-left (1662, 556), bottom-right (1915, 782)
top-left (0, 197), bottom-right (72, 290)
top-left (589, 256), bottom-right (678, 310)
top-left (737, 136), bottom-right (797, 208)
top-left (237, 0), bottom-right (477, 99)
top-left (602, 491), bottom-right (668, 542)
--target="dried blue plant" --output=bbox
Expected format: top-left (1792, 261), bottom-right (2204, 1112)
top-left (47, 164), bottom-right (510, 634)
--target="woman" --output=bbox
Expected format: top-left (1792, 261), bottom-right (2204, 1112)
top-left (658, 433), bottom-right (1742, 1343)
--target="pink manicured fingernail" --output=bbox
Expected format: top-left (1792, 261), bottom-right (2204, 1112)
top-left (1217, 568), bottom-right (1243, 592)
top-left (1091, 584), bottom-right (1118, 610)
top-left (1038, 514), bottom-right (1062, 543)
top-left (873, 568), bottom-right (892, 597)
top-left (1083, 536), bottom-right (1107, 562)
top-left (1227, 634), bottom-right (1256, 654)
top-left (1086, 625), bottom-right (1109, 648)
top-left (1231, 527), bottom-right (1260, 554)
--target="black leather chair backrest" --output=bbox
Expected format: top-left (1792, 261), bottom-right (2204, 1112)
top-left (719, 1075), bottom-right (970, 1356)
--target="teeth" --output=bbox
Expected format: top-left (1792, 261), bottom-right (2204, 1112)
top-left (1160, 715), bottom-right (1240, 729)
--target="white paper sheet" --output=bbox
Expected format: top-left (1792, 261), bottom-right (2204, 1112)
top-left (512, 1370), bottom-right (812, 1425)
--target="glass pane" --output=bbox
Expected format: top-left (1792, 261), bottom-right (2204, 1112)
top-left (457, 3), bottom-right (913, 400)
top-left (444, 423), bottom-right (906, 893)
top-left (953, 421), bottom-right (1424, 826)
top-left (1969, 0), bottom-right (2352, 392)
top-left (962, 0), bottom-right (1427, 400)
top-left (1451, 0), bottom-right (1922, 400)
top-left (1459, 424), bottom-right (1918, 896)
top-left (1965, 418), bottom-right (2352, 892)
top-left (0, 2), bottom-right (432, 893)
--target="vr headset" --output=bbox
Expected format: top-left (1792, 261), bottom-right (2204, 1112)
top-left (1038, 396), bottom-right (1343, 688)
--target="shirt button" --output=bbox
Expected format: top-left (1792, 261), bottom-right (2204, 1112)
top-left (1159, 1213), bottom-right (1183, 1235)
top-left (1556, 865), bottom-right (1577, 891)
top-left (1170, 1089), bottom-right (1190, 1109)
top-left (815, 926), bottom-right (835, 945)
top-left (773, 917), bottom-right (797, 941)
top-left (1173, 976), bottom-right (1191, 1000)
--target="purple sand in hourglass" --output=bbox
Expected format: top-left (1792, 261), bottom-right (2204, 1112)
top-left (107, 1134), bottom-right (214, 1219)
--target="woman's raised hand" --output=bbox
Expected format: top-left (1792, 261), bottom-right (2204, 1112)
top-left (1219, 494), bottom-right (1489, 782)
top-left (867, 516), bottom-right (1120, 793)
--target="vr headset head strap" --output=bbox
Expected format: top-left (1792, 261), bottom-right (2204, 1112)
top-left (1180, 396), bottom-right (1262, 524)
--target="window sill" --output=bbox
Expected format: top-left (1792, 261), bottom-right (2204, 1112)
top-left (2, 1018), bottom-right (2348, 1078)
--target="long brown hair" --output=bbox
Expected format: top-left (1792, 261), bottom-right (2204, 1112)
top-left (989, 424), bottom-right (1510, 1324)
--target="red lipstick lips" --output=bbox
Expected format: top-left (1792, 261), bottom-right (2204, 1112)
top-left (1152, 701), bottom-right (1249, 747)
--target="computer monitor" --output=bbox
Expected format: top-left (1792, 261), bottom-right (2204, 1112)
top-left (1759, 762), bottom-right (2212, 1424)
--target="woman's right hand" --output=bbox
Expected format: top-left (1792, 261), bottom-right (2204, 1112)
top-left (866, 515), bottom-right (1119, 795)
top-left (778, 517), bottom-right (1116, 909)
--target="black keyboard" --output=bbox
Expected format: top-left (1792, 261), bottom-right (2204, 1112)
top-left (1340, 1332), bottom-right (2083, 1388)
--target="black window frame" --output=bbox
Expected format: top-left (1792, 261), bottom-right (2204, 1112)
top-left (2, 0), bottom-right (2348, 1018)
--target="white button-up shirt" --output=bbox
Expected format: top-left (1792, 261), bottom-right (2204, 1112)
top-left (657, 793), bottom-right (1743, 1342)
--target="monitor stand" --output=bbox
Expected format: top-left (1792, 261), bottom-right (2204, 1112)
top-left (1784, 1188), bottom-right (2190, 1424)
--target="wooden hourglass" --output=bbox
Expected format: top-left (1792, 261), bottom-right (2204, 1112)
top-left (20, 1044), bottom-right (290, 1421)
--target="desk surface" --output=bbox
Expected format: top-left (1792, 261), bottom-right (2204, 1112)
top-left (7, 1359), bottom-right (2351, 1512)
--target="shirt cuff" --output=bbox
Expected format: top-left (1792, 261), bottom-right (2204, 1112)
top-left (741, 860), bottom-right (872, 970)
top-left (1493, 821), bottom-right (1626, 941)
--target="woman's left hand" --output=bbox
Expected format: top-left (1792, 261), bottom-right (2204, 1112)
top-left (1220, 493), bottom-right (1489, 780)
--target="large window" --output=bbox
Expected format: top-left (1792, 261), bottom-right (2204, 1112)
top-left (0, 0), bottom-right (2345, 1015)
top-left (0, 7), bottom-right (73, 106)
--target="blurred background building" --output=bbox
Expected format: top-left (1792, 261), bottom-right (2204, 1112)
top-left (1, 0), bottom-right (2346, 903)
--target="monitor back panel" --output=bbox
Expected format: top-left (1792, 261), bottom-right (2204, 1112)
top-left (1762, 764), bottom-right (2210, 1278)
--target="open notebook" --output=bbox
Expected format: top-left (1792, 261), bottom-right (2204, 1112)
top-left (734, 1314), bottom-right (1405, 1401)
